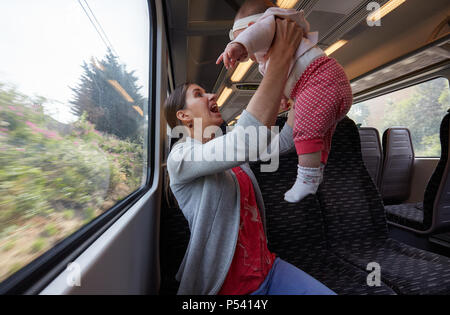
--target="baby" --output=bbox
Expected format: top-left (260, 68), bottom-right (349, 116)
top-left (217, 0), bottom-right (353, 203)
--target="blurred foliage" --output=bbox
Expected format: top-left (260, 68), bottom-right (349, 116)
top-left (0, 80), bottom-right (145, 265)
top-left (0, 52), bottom-right (148, 283)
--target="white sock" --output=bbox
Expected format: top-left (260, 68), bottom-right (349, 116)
top-left (284, 165), bottom-right (323, 203)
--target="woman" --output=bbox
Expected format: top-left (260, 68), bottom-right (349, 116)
top-left (164, 18), bottom-right (335, 295)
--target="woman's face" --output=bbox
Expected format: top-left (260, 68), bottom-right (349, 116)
top-left (181, 84), bottom-right (223, 130)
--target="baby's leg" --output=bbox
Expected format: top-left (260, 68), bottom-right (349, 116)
top-left (284, 73), bottom-right (341, 203)
top-left (284, 150), bottom-right (324, 203)
top-left (298, 151), bottom-right (321, 167)
top-left (284, 154), bottom-right (324, 204)
top-left (284, 94), bottom-right (333, 204)
top-left (299, 152), bottom-right (325, 184)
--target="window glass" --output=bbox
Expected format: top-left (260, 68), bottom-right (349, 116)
top-left (0, 0), bottom-right (149, 282)
top-left (348, 77), bottom-right (450, 157)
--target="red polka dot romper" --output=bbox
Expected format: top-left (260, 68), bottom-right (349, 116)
top-left (290, 56), bottom-right (353, 164)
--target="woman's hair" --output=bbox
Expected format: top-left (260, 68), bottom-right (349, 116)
top-left (164, 82), bottom-right (192, 129)
top-left (164, 83), bottom-right (192, 209)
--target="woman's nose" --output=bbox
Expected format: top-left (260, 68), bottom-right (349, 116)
top-left (208, 93), bottom-right (217, 102)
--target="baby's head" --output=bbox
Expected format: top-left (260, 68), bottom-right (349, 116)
top-left (230, 0), bottom-right (276, 40)
top-left (235, 0), bottom-right (275, 21)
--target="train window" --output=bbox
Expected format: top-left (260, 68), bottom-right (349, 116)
top-left (348, 77), bottom-right (450, 157)
top-left (0, 0), bottom-right (150, 282)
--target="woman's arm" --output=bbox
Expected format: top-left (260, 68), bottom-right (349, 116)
top-left (279, 104), bottom-right (296, 154)
top-left (168, 110), bottom-right (271, 184)
top-left (167, 20), bottom-right (302, 184)
top-left (279, 102), bottom-right (298, 153)
top-left (246, 18), bottom-right (303, 128)
top-left (262, 106), bottom-right (296, 159)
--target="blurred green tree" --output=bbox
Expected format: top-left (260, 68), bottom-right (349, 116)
top-left (70, 50), bottom-right (145, 141)
top-left (382, 79), bottom-right (449, 156)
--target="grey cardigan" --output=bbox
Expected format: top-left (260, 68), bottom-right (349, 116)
top-left (166, 110), bottom-right (295, 295)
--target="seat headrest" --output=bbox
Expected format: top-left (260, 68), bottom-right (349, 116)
top-left (318, 116), bottom-right (389, 240)
top-left (439, 113), bottom-right (449, 159)
top-left (328, 116), bottom-right (362, 158)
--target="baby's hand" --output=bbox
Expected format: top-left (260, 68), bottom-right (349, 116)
top-left (216, 42), bottom-right (248, 70)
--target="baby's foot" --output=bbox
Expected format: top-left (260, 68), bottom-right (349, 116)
top-left (284, 165), bottom-right (323, 203)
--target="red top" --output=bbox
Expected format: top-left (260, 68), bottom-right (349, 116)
top-left (218, 167), bottom-right (276, 295)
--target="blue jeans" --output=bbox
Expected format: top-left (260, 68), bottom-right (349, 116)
top-left (250, 258), bottom-right (336, 295)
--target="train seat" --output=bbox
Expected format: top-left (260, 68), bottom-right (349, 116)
top-left (318, 117), bottom-right (450, 294)
top-left (358, 127), bottom-right (383, 189)
top-left (159, 172), bottom-right (190, 295)
top-left (249, 117), bottom-right (395, 295)
top-left (380, 128), bottom-right (415, 205)
top-left (386, 111), bottom-right (450, 234)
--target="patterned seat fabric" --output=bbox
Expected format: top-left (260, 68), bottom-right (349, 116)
top-left (249, 117), bottom-right (395, 295)
top-left (250, 152), bottom-right (395, 295)
top-left (385, 112), bottom-right (450, 232)
top-left (318, 117), bottom-right (450, 294)
top-left (385, 202), bottom-right (424, 229)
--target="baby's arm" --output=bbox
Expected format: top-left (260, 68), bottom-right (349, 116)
top-left (234, 15), bottom-right (276, 58)
top-left (216, 15), bottom-right (276, 69)
top-left (216, 42), bottom-right (248, 69)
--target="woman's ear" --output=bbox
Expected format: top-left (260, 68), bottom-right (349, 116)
top-left (176, 110), bottom-right (192, 126)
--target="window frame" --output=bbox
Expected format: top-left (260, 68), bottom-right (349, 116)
top-left (0, 0), bottom-right (157, 294)
top-left (351, 34), bottom-right (450, 104)
top-left (353, 72), bottom-right (449, 105)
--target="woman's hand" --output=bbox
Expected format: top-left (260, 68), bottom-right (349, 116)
top-left (268, 18), bottom-right (303, 66)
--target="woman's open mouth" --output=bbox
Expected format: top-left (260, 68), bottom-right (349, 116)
top-left (210, 103), bottom-right (219, 113)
